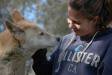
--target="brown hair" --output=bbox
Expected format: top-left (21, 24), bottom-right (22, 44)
top-left (68, 0), bottom-right (112, 28)
top-left (105, 0), bottom-right (112, 16)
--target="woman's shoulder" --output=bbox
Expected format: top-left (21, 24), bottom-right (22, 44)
top-left (97, 28), bottom-right (112, 40)
top-left (104, 28), bottom-right (112, 40)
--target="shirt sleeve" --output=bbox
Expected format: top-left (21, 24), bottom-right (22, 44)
top-left (32, 49), bottom-right (53, 75)
top-left (98, 42), bottom-right (112, 75)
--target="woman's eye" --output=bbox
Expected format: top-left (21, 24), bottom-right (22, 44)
top-left (39, 32), bottom-right (44, 36)
top-left (67, 18), bottom-right (80, 25)
top-left (72, 20), bottom-right (80, 25)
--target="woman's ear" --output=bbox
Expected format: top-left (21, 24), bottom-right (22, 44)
top-left (92, 16), bottom-right (104, 31)
top-left (92, 16), bottom-right (100, 24)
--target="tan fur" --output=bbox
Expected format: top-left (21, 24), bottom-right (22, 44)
top-left (0, 9), bottom-right (58, 75)
top-left (0, 28), bottom-right (17, 57)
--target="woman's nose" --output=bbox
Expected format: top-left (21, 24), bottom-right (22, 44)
top-left (67, 18), bottom-right (75, 29)
top-left (68, 23), bottom-right (73, 28)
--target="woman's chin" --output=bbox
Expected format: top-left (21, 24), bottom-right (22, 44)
top-left (74, 32), bottom-right (84, 36)
top-left (72, 30), bottom-right (81, 35)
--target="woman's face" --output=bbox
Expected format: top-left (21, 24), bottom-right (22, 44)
top-left (67, 6), bottom-right (97, 36)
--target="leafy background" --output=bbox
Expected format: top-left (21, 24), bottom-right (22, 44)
top-left (0, 0), bottom-right (70, 36)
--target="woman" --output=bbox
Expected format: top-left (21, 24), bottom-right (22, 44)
top-left (32, 0), bottom-right (112, 75)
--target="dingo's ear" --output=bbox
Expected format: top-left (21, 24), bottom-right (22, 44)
top-left (5, 20), bottom-right (24, 33)
top-left (5, 20), bottom-right (25, 41)
top-left (11, 9), bottom-right (24, 23)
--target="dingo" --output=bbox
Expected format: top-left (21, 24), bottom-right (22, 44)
top-left (0, 9), bottom-right (59, 75)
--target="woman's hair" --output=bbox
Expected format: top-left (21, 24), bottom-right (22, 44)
top-left (68, 0), bottom-right (112, 28)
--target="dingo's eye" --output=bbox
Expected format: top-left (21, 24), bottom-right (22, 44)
top-left (39, 32), bottom-right (44, 36)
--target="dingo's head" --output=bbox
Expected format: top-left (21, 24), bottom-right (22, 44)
top-left (5, 9), bottom-right (59, 49)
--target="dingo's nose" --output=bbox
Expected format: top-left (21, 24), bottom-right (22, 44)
top-left (56, 37), bottom-right (60, 42)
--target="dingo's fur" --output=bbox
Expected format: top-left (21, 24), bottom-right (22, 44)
top-left (0, 9), bottom-right (58, 75)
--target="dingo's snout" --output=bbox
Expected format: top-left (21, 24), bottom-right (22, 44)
top-left (56, 37), bottom-right (61, 42)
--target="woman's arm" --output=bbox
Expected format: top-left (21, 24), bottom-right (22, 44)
top-left (32, 48), bottom-right (53, 75)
